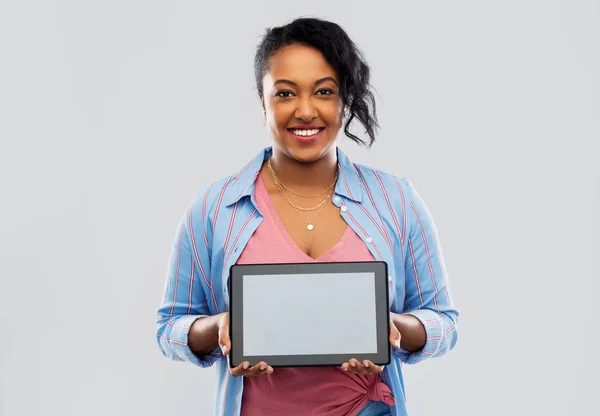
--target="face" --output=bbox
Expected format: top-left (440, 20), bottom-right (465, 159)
top-left (261, 44), bottom-right (344, 163)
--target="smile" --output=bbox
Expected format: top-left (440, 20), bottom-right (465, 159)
top-left (287, 128), bottom-right (325, 137)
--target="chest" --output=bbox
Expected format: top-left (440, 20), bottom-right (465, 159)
top-left (268, 192), bottom-right (349, 260)
top-left (208, 174), bottom-right (405, 313)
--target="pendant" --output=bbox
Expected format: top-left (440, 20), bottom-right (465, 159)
top-left (307, 224), bottom-right (314, 231)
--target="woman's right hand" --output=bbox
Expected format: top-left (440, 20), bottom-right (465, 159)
top-left (217, 312), bottom-right (274, 377)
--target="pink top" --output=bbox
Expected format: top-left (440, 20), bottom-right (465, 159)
top-left (238, 175), bottom-right (395, 416)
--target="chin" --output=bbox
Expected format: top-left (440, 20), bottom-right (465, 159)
top-left (285, 142), bottom-right (334, 164)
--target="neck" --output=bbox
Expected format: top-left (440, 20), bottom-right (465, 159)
top-left (267, 148), bottom-right (338, 193)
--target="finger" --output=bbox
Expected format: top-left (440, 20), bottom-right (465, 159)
top-left (229, 361), bottom-right (250, 377)
top-left (389, 322), bottom-right (401, 349)
top-left (218, 315), bottom-right (231, 355)
top-left (349, 358), bottom-right (367, 375)
top-left (362, 360), bottom-right (383, 374)
top-left (247, 363), bottom-right (270, 376)
top-left (245, 361), bottom-right (270, 377)
top-left (340, 362), bottom-right (351, 372)
top-left (219, 331), bottom-right (231, 356)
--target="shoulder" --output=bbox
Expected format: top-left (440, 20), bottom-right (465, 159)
top-left (352, 163), bottom-right (427, 241)
top-left (353, 163), bottom-right (417, 205)
top-left (185, 148), bottom-right (268, 222)
top-left (185, 173), bottom-right (240, 228)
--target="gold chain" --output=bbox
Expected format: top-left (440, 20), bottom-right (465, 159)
top-left (271, 176), bottom-right (328, 211)
top-left (266, 158), bottom-right (337, 231)
top-left (267, 158), bottom-right (337, 198)
top-left (277, 184), bottom-right (332, 230)
top-left (272, 174), bottom-right (330, 212)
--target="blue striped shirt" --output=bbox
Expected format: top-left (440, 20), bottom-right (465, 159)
top-left (156, 145), bottom-right (459, 416)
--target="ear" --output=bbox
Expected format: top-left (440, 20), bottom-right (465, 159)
top-left (260, 97), bottom-right (266, 115)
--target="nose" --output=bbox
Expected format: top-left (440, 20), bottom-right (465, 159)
top-left (294, 95), bottom-right (317, 121)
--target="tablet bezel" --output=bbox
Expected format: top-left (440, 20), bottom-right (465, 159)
top-left (228, 261), bottom-right (390, 368)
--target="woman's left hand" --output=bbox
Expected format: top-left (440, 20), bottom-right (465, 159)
top-left (340, 320), bottom-right (401, 375)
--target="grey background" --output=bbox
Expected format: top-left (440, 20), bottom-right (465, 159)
top-left (0, 1), bottom-right (598, 415)
top-left (243, 273), bottom-right (377, 356)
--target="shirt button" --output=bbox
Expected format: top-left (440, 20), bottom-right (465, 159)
top-left (340, 205), bottom-right (347, 212)
top-left (334, 196), bottom-right (341, 203)
top-left (366, 236), bottom-right (373, 243)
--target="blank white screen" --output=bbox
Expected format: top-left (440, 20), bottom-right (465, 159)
top-left (243, 272), bottom-right (377, 356)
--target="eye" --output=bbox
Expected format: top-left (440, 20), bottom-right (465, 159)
top-left (275, 91), bottom-right (294, 98)
top-left (316, 89), bottom-right (335, 96)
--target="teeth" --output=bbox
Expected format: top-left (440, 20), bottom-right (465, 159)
top-left (291, 128), bottom-right (321, 136)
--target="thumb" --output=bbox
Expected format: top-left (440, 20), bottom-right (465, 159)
top-left (218, 314), bottom-right (231, 355)
top-left (389, 322), bottom-right (401, 349)
top-left (220, 335), bottom-right (230, 355)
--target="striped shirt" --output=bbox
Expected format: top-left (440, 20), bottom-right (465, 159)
top-left (156, 145), bottom-right (459, 416)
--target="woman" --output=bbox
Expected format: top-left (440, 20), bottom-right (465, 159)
top-left (157, 17), bottom-right (459, 416)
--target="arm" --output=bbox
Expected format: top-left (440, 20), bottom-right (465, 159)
top-left (390, 313), bottom-right (426, 353)
top-left (394, 178), bottom-right (459, 364)
top-left (188, 313), bottom-right (222, 356)
top-left (156, 190), bottom-right (274, 377)
top-left (156, 194), bottom-right (223, 368)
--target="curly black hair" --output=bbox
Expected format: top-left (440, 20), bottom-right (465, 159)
top-left (254, 17), bottom-right (379, 148)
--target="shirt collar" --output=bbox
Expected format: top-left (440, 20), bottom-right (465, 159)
top-left (224, 145), bottom-right (363, 207)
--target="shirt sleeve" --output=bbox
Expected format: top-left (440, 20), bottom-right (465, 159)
top-left (395, 178), bottom-right (459, 364)
top-left (156, 193), bottom-right (223, 368)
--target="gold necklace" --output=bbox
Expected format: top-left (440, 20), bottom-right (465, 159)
top-left (267, 158), bottom-right (337, 198)
top-left (278, 186), bottom-right (332, 231)
top-left (271, 177), bottom-right (329, 211)
top-left (266, 158), bottom-right (337, 230)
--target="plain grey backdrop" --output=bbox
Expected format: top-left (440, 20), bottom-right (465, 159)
top-left (1, 1), bottom-right (598, 415)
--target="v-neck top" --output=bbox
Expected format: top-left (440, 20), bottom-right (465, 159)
top-left (242, 174), bottom-right (365, 262)
top-left (237, 174), bottom-right (395, 416)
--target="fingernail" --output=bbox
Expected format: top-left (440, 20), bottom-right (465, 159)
top-left (343, 367), bottom-right (348, 372)
top-left (242, 362), bottom-right (249, 370)
top-left (260, 365), bottom-right (266, 371)
top-left (350, 361), bottom-right (356, 367)
top-left (221, 345), bottom-right (227, 354)
top-left (364, 361), bottom-right (370, 368)
top-left (395, 339), bottom-right (400, 349)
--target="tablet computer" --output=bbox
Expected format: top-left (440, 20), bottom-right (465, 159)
top-left (228, 261), bottom-right (390, 368)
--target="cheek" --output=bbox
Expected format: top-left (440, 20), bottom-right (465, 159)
top-left (322, 102), bottom-right (343, 126)
top-left (269, 104), bottom-right (293, 128)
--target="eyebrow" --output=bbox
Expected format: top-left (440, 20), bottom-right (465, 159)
top-left (273, 77), bottom-right (338, 87)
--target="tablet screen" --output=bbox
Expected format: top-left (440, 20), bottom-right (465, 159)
top-left (242, 272), bottom-right (377, 356)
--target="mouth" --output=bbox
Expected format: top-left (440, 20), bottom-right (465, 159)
top-left (287, 127), bottom-right (325, 142)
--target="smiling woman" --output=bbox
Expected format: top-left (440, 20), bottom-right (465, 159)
top-left (156, 17), bottom-right (459, 416)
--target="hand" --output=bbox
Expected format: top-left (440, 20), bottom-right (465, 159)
top-left (230, 360), bottom-right (274, 377)
top-left (217, 312), bottom-right (274, 377)
top-left (340, 320), bottom-right (401, 375)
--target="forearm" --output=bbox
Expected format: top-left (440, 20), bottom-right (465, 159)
top-left (188, 313), bottom-right (222, 356)
top-left (391, 312), bottom-right (426, 352)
